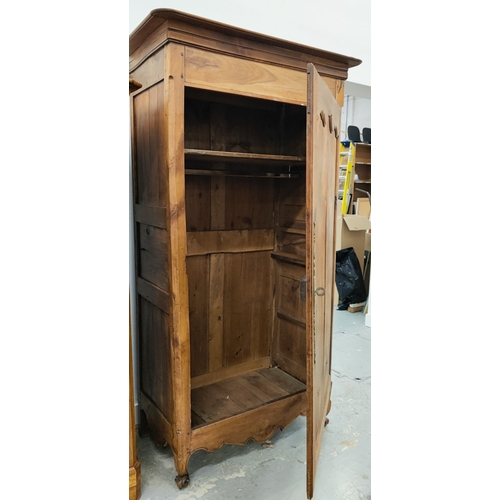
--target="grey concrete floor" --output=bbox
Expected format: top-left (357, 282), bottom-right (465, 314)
top-left (135, 309), bottom-right (370, 500)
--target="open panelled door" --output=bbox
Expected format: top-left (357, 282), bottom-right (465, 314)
top-left (305, 63), bottom-right (341, 499)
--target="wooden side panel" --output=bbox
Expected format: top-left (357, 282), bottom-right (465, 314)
top-left (223, 251), bottom-right (273, 367)
top-left (137, 277), bottom-right (169, 314)
top-left (130, 41), bottom-right (173, 458)
top-left (272, 173), bottom-right (307, 383)
top-left (280, 204), bottom-right (306, 231)
top-left (139, 297), bottom-right (173, 422)
top-left (135, 204), bottom-right (167, 229)
top-left (276, 267), bottom-right (306, 323)
top-left (278, 232), bottom-right (306, 259)
top-left (272, 260), bottom-right (306, 383)
top-left (131, 50), bottom-right (173, 447)
top-left (274, 319), bottom-right (306, 383)
top-left (133, 80), bottom-right (167, 207)
top-left (137, 223), bottom-right (169, 290)
top-left (184, 47), bottom-right (308, 105)
top-left (276, 174), bottom-right (307, 259)
top-left (306, 64), bottom-right (341, 499)
top-left (129, 48), bottom-right (165, 92)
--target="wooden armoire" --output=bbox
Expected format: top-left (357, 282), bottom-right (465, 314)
top-left (129, 10), bottom-right (360, 499)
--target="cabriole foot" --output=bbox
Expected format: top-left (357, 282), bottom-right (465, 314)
top-left (175, 474), bottom-right (190, 489)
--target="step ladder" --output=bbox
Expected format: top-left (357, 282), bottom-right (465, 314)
top-left (339, 140), bottom-right (355, 215)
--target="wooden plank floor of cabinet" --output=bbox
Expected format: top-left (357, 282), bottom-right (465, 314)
top-left (191, 367), bottom-right (306, 429)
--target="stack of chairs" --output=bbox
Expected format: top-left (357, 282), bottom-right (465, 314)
top-left (347, 125), bottom-right (371, 144)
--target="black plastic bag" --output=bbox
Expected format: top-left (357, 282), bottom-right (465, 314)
top-left (335, 247), bottom-right (367, 310)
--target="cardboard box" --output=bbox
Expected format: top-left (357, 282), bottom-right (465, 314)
top-left (334, 208), bottom-right (371, 306)
top-left (336, 214), bottom-right (371, 271)
top-left (357, 197), bottom-right (371, 218)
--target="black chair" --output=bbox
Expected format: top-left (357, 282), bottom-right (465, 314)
top-left (362, 127), bottom-right (371, 144)
top-left (347, 125), bottom-right (361, 142)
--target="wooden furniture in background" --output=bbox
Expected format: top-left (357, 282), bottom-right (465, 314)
top-left (129, 78), bottom-right (142, 500)
top-left (352, 142), bottom-right (371, 213)
top-left (129, 10), bottom-right (360, 499)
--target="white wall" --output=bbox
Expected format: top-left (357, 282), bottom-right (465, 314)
top-left (341, 95), bottom-right (371, 142)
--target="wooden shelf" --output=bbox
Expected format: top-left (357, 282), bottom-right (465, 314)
top-left (279, 227), bottom-right (306, 235)
top-left (191, 367), bottom-right (306, 429)
top-left (271, 251), bottom-right (305, 266)
top-left (185, 168), bottom-right (299, 178)
top-left (185, 149), bottom-right (306, 165)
